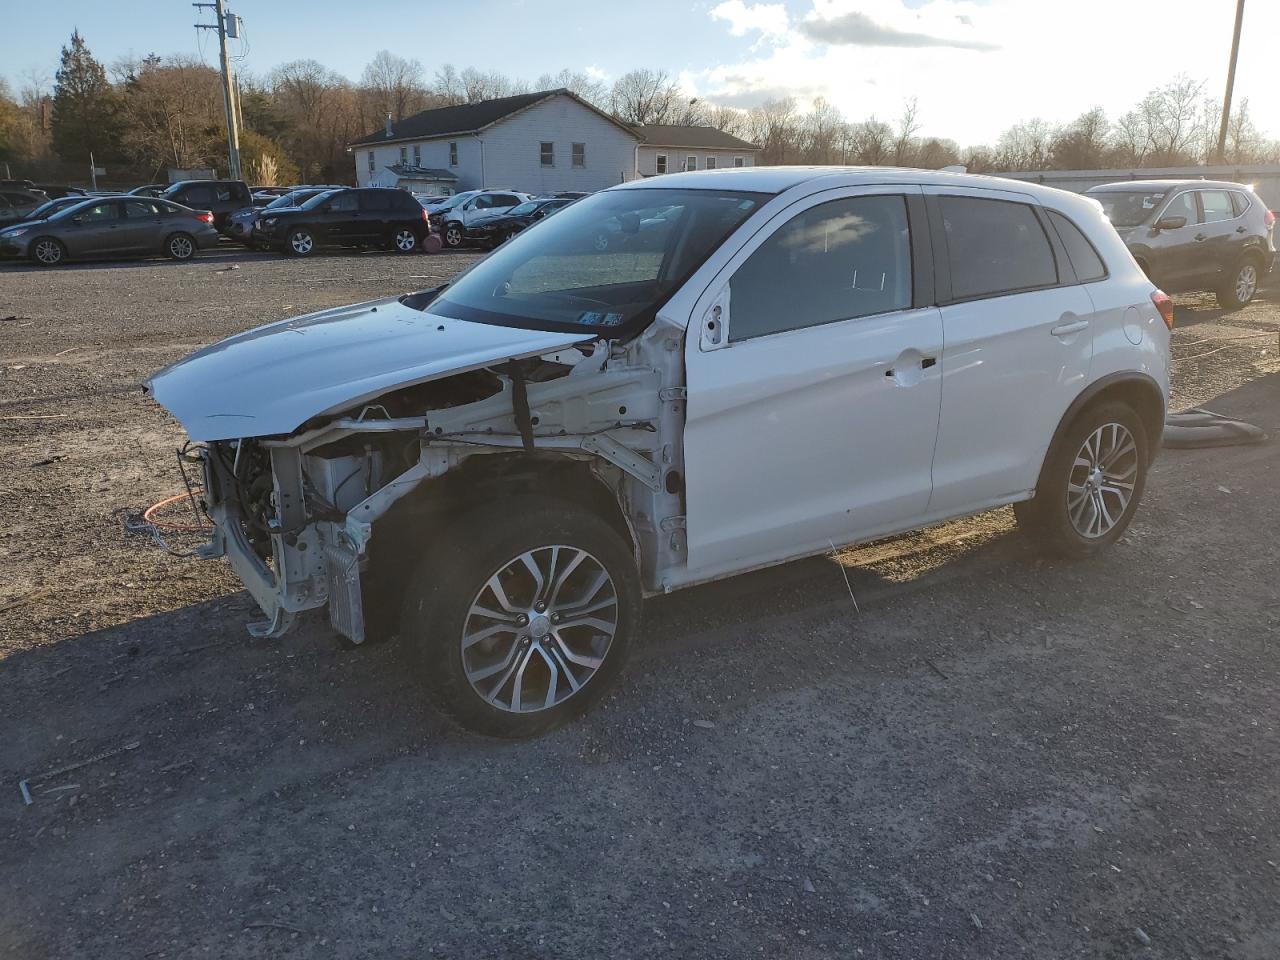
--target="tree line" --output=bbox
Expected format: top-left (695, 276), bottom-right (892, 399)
top-left (1, 31), bottom-right (1277, 188)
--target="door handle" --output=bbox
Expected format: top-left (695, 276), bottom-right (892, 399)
top-left (885, 356), bottom-right (937, 377)
top-left (1051, 318), bottom-right (1089, 337)
top-left (1236, 226), bottom-right (1247, 233)
top-left (1194, 233), bottom-right (1207, 241)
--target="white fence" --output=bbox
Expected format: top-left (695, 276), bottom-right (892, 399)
top-left (997, 164), bottom-right (1280, 210)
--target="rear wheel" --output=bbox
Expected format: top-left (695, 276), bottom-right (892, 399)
top-left (443, 222), bottom-right (463, 248)
top-left (31, 237), bottom-right (65, 267)
top-left (165, 232), bottom-right (196, 260)
top-left (286, 228), bottom-right (315, 257)
top-left (392, 228), bottom-right (418, 253)
top-left (400, 498), bottom-right (640, 738)
top-left (1015, 400), bottom-right (1149, 558)
top-left (1217, 256), bottom-right (1260, 309)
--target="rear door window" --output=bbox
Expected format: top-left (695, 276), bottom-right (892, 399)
top-left (181, 185), bottom-right (216, 206)
top-left (938, 196), bottom-right (1057, 300)
top-left (328, 192), bottom-right (359, 212)
top-left (79, 201), bottom-right (121, 222)
top-left (360, 191), bottom-right (392, 212)
top-left (493, 194), bottom-right (521, 208)
top-left (1230, 191), bottom-right (1252, 217)
top-left (1199, 190), bottom-right (1234, 223)
top-left (124, 199), bottom-right (162, 218)
top-left (1047, 210), bottom-right (1106, 282)
top-left (729, 195), bottom-right (913, 342)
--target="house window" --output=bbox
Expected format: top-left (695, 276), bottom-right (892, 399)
top-left (572, 142), bottom-right (585, 168)
top-left (449, 142), bottom-right (458, 166)
top-left (734, 156), bottom-right (745, 168)
top-left (686, 155), bottom-right (697, 171)
top-left (399, 146), bottom-right (408, 164)
top-left (656, 154), bottom-right (667, 174)
top-left (706, 156), bottom-right (717, 170)
top-left (367, 151), bottom-right (375, 175)
top-left (540, 142), bottom-right (554, 167)
top-left (413, 144), bottom-right (421, 165)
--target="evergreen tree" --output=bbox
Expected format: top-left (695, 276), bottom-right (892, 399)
top-left (50, 30), bottom-right (121, 164)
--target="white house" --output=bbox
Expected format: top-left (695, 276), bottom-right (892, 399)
top-left (633, 124), bottom-right (761, 177)
top-left (351, 89), bottom-right (642, 195)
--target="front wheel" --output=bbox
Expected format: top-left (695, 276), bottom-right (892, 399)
top-left (31, 237), bottom-right (66, 267)
top-left (1015, 401), bottom-right (1149, 558)
top-left (442, 223), bottom-right (464, 248)
top-left (400, 498), bottom-right (641, 738)
top-left (1217, 257), bottom-right (1259, 310)
top-left (286, 228), bottom-right (315, 257)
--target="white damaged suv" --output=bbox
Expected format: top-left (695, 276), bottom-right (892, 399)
top-left (146, 167), bottom-right (1172, 737)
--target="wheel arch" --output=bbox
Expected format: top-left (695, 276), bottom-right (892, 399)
top-left (1043, 373), bottom-right (1166, 477)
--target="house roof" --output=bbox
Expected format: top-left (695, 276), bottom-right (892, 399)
top-left (385, 164), bottom-right (458, 181)
top-left (351, 89), bottom-right (640, 147)
top-left (633, 124), bottom-right (761, 151)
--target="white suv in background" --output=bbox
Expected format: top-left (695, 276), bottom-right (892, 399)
top-left (434, 190), bottom-right (532, 247)
top-left (147, 167), bottom-right (1172, 738)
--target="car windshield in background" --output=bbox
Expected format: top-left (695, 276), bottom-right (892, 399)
top-left (508, 201), bottom-right (540, 216)
top-left (267, 192), bottom-right (310, 209)
top-left (422, 188), bottom-right (766, 336)
top-left (1094, 191), bottom-right (1166, 228)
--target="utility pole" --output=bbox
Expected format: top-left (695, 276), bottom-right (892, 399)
top-left (195, 0), bottom-right (241, 179)
top-left (1216, 0), bottom-right (1246, 164)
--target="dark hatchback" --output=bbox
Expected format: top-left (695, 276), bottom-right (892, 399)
top-left (253, 187), bottom-right (428, 256)
top-left (463, 197), bottom-right (576, 248)
top-left (1088, 179), bottom-right (1276, 308)
top-left (0, 196), bottom-right (219, 266)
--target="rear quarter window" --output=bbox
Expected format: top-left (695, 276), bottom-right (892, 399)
top-left (1230, 191), bottom-right (1252, 218)
top-left (1047, 210), bottom-right (1107, 283)
top-left (939, 196), bottom-right (1058, 301)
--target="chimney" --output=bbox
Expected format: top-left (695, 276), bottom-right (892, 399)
top-left (385, 112), bottom-right (393, 138)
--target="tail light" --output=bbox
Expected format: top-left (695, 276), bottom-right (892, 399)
top-left (1151, 290), bottom-right (1175, 330)
top-left (196, 211), bottom-right (214, 224)
top-left (422, 208), bottom-right (429, 223)
top-left (1265, 209), bottom-right (1275, 229)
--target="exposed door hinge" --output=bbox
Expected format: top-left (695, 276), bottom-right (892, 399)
top-left (659, 515), bottom-right (686, 531)
top-left (659, 387), bottom-right (687, 401)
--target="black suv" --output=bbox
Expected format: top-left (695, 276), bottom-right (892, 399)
top-left (463, 197), bottom-right (576, 248)
top-left (254, 187), bottom-right (428, 256)
top-left (161, 180), bottom-right (252, 233)
top-left (1087, 179), bottom-right (1276, 308)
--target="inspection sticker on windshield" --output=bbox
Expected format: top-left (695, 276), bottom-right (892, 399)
top-left (576, 311), bottom-right (625, 326)
top-left (1142, 194), bottom-right (1165, 208)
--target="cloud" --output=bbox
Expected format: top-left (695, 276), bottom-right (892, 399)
top-left (799, 10), bottom-right (997, 49)
top-left (584, 64), bottom-right (607, 81)
top-left (710, 0), bottom-right (790, 41)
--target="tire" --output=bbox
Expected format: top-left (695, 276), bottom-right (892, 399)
top-left (30, 237), bottom-right (66, 267)
top-left (1216, 256), bottom-right (1260, 310)
top-left (442, 222), bottom-right (464, 248)
top-left (421, 233), bottom-right (443, 255)
top-left (286, 227), bottom-right (315, 257)
top-left (1014, 400), bottom-right (1149, 558)
top-left (400, 497), bottom-right (641, 738)
top-left (165, 232), bottom-right (196, 261)
top-left (391, 228), bottom-right (418, 254)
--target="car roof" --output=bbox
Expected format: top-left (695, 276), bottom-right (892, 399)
top-left (614, 165), bottom-right (1095, 203)
top-left (1086, 179), bottom-right (1252, 193)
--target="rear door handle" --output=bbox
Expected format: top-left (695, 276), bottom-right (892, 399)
top-left (1236, 226), bottom-right (1247, 233)
top-left (1051, 318), bottom-right (1089, 337)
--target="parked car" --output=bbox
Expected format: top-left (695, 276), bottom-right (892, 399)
top-left (25, 195), bottom-right (95, 221)
top-left (433, 190), bottom-right (533, 247)
top-left (251, 186), bottom-right (292, 206)
top-left (161, 179), bottom-right (252, 233)
top-left (253, 187), bottom-right (428, 256)
top-left (128, 184), bottom-right (168, 198)
top-left (1087, 179), bottom-right (1276, 308)
top-left (463, 197), bottom-right (576, 247)
top-left (0, 196), bottom-right (219, 266)
top-left (226, 187), bottom-right (335, 245)
top-left (145, 168), bottom-right (1172, 738)
top-left (35, 184), bottom-right (86, 200)
top-left (0, 189), bottom-right (48, 225)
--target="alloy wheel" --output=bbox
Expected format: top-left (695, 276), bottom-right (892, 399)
top-left (290, 232), bottom-right (314, 255)
top-left (394, 229), bottom-right (417, 252)
top-left (34, 239), bottom-right (62, 265)
top-left (1236, 263), bottom-right (1257, 304)
top-left (1066, 422), bottom-right (1138, 539)
top-left (445, 226), bottom-right (462, 247)
top-left (169, 235), bottom-right (193, 259)
top-left (461, 545), bottom-right (618, 714)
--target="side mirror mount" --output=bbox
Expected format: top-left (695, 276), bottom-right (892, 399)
top-left (1155, 215), bottom-right (1187, 231)
top-left (70, 215), bottom-right (83, 224)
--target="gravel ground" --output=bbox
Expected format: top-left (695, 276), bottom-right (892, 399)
top-left (1, 245), bottom-right (1278, 959)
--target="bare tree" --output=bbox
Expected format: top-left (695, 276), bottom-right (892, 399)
top-left (994, 118), bottom-right (1055, 170)
top-left (534, 69), bottom-right (608, 107)
top-left (893, 97), bottom-right (920, 165)
top-left (609, 69), bottom-right (680, 125)
top-left (849, 117), bottom-right (893, 165)
top-left (748, 97), bottom-right (798, 164)
top-left (1050, 108), bottom-right (1110, 169)
top-left (706, 104), bottom-right (749, 139)
top-left (360, 50), bottom-right (428, 121)
top-left (800, 97), bottom-right (843, 164)
top-left (114, 55), bottom-right (223, 175)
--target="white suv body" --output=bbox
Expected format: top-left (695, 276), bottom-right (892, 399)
top-left (435, 190), bottom-right (533, 246)
top-left (146, 167), bottom-right (1171, 737)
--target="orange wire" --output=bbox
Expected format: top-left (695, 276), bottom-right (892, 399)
top-left (143, 489), bottom-right (213, 533)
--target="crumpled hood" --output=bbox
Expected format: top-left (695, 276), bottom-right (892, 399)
top-left (144, 296), bottom-right (591, 441)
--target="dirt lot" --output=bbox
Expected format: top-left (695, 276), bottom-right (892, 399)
top-left (1, 245), bottom-right (1279, 959)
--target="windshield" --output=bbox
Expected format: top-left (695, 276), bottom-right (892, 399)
top-left (268, 191), bottom-right (313, 209)
top-left (508, 201), bottom-right (540, 216)
top-left (301, 190), bottom-right (340, 210)
top-left (436, 193), bottom-right (472, 211)
top-left (1092, 191), bottom-right (1166, 228)
top-left (424, 188), bottom-right (766, 336)
top-left (29, 200), bottom-right (67, 219)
